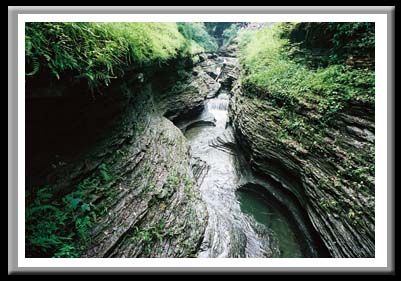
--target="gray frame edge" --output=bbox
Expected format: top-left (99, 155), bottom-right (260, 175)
top-left (9, 6), bottom-right (19, 276)
top-left (386, 5), bottom-right (395, 276)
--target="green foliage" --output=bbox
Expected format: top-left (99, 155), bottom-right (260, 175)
top-left (238, 23), bottom-right (375, 194)
top-left (328, 22), bottom-right (375, 53)
top-left (221, 23), bottom-right (241, 46)
top-left (279, 22), bottom-right (375, 66)
top-left (25, 163), bottom-right (114, 257)
top-left (130, 218), bottom-right (172, 256)
top-left (204, 22), bottom-right (233, 39)
top-left (236, 29), bottom-right (257, 50)
top-left (53, 244), bottom-right (79, 258)
top-left (25, 21), bottom-right (244, 93)
top-left (25, 22), bottom-right (188, 91)
top-left (319, 198), bottom-right (338, 211)
top-left (25, 185), bottom-right (94, 257)
top-left (99, 163), bottom-right (113, 182)
top-left (203, 22), bottom-right (245, 47)
top-left (177, 22), bottom-right (218, 51)
top-left (238, 23), bottom-right (375, 120)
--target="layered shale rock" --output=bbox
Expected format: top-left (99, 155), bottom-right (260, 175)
top-left (26, 54), bottom-right (221, 257)
top-left (160, 59), bottom-right (222, 123)
top-left (229, 82), bottom-right (375, 258)
top-left (82, 116), bottom-right (207, 257)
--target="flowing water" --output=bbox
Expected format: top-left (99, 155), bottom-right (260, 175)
top-left (184, 91), bottom-right (310, 258)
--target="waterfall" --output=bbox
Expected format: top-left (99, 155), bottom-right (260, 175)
top-left (207, 99), bottom-right (229, 111)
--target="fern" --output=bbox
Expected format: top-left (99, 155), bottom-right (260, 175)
top-left (25, 22), bottom-right (191, 93)
top-left (26, 56), bottom-right (40, 76)
top-left (26, 163), bottom-right (116, 257)
top-left (99, 163), bottom-right (113, 182)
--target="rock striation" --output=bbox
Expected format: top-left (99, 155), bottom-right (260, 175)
top-left (26, 54), bottom-right (225, 257)
top-left (229, 78), bottom-right (375, 258)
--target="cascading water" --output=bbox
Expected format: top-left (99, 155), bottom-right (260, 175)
top-left (184, 57), bottom-right (325, 258)
top-left (184, 89), bottom-right (303, 257)
top-left (186, 92), bottom-right (277, 257)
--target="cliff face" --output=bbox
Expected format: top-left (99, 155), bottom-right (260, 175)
top-left (229, 83), bottom-right (375, 258)
top-left (81, 116), bottom-right (207, 257)
top-left (25, 55), bottom-right (222, 257)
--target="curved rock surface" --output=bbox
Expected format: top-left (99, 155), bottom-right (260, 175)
top-left (82, 116), bottom-right (207, 257)
top-left (27, 54), bottom-right (221, 257)
top-left (229, 80), bottom-right (375, 258)
top-left (160, 61), bottom-right (221, 123)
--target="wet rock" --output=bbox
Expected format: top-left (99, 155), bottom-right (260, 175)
top-left (191, 157), bottom-right (210, 186)
top-left (209, 127), bottom-right (237, 154)
top-left (33, 55), bottom-right (217, 258)
top-left (219, 57), bottom-right (240, 88)
top-left (175, 111), bottom-right (216, 134)
top-left (160, 62), bottom-right (221, 123)
top-left (198, 53), bottom-right (208, 62)
top-left (207, 52), bottom-right (218, 59)
top-left (206, 71), bottom-right (219, 80)
top-left (218, 44), bottom-right (238, 58)
top-left (344, 125), bottom-right (375, 144)
top-left (185, 120), bottom-right (216, 131)
top-left (230, 82), bottom-right (375, 258)
top-left (81, 117), bottom-right (207, 257)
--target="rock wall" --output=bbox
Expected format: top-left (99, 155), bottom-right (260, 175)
top-left (82, 116), bottom-right (207, 257)
top-left (26, 54), bottom-right (222, 257)
top-left (229, 82), bottom-right (375, 258)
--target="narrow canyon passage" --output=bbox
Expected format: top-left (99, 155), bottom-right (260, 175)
top-left (183, 60), bottom-right (314, 257)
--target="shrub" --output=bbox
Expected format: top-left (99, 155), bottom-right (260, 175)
top-left (238, 23), bottom-right (375, 119)
top-left (177, 22), bottom-right (218, 51)
top-left (221, 23), bottom-right (241, 46)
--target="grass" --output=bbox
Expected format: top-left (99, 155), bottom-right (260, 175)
top-left (25, 22), bottom-right (210, 92)
top-left (238, 24), bottom-right (374, 120)
top-left (236, 23), bottom-right (375, 198)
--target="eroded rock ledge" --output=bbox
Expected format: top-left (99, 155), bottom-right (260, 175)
top-left (82, 116), bottom-right (207, 257)
top-left (27, 54), bottom-right (225, 257)
top-left (229, 82), bottom-right (375, 258)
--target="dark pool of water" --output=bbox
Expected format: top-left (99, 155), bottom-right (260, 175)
top-left (236, 189), bottom-right (304, 258)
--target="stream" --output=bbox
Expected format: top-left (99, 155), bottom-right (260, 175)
top-left (184, 89), bottom-right (307, 258)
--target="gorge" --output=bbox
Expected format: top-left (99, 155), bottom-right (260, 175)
top-left (25, 22), bottom-right (375, 259)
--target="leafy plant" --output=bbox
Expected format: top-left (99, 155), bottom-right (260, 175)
top-left (221, 23), bottom-right (241, 46)
top-left (177, 22), bottom-right (218, 51)
top-left (130, 218), bottom-right (170, 256)
top-left (53, 244), bottom-right (79, 258)
top-left (328, 22), bottom-right (375, 54)
top-left (279, 22), bottom-right (374, 67)
top-left (238, 23), bottom-right (374, 122)
top-left (99, 163), bottom-right (113, 182)
top-left (25, 163), bottom-right (114, 257)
